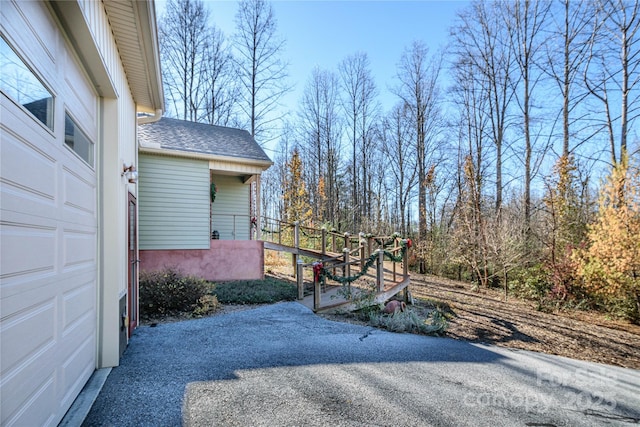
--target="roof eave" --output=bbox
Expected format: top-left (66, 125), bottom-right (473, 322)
top-left (50, 0), bottom-right (164, 113)
top-left (131, 0), bottom-right (164, 112)
top-left (139, 145), bottom-right (273, 170)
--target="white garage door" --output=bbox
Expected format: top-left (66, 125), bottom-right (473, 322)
top-left (1, 3), bottom-right (99, 425)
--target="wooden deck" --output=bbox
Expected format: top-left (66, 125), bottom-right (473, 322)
top-left (262, 218), bottom-right (412, 313)
top-left (297, 272), bottom-right (411, 313)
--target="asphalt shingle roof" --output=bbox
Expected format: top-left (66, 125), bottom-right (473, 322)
top-left (138, 117), bottom-right (271, 163)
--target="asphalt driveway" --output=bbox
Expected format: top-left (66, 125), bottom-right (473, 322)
top-left (82, 302), bottom-right (640, 426)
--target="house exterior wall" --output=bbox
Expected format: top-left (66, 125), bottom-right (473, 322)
top-left (139, 153), bottom-right (210, 250)
top-left (0, 1), bottom-right (145, 425)
top-left (139, 240), bottom-right (265, 281)
top-left (211, 174), bottom-right (251, 240)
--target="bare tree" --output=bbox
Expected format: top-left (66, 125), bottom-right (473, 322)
top-left (338, 52), bottom-right (379, 230)
top-left (505, 0), bottom-right (552, 230)
top-left (545, 0), bottom-right (594, 158)
top-left (393, 41), bottom-right (443, 272)
top-left (261, 122), bottom-right (296, 221)
top-left (159, 0), bottom-right (210, 121)
top-left (298, 68), bottom-right (343, 225)
top-left (381, 103), bottom-right (418, 235)
top-left (450, 54), bottom-right (492, 216)
top-left (451, 1), bottom-right (515, 217)
top-left (234, 0), bottom-right (290, 143)
top-left (448, 55), bottom-right (492, 281)
top-left (585, 0), bottom-right (640, 165)
top-left (201, 26), bottom-right (239, 127)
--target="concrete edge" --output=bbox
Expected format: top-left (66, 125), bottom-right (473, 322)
top-left (59, 368), bottom-right (112, 427)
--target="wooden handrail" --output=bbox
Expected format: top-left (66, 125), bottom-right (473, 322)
top-left (262, 215), bottom-right (412, 312)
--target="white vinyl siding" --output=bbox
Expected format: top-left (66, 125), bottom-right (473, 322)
top-left (211, 174), bottom-right (250, 240)
top-left (139, 154), bottom-right (210, 249)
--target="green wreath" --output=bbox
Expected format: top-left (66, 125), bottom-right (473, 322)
top-left (210, 182), bottom-right (217, 203)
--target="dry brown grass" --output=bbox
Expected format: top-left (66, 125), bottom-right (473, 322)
top-left (409, 273), bottom-right (640, 369)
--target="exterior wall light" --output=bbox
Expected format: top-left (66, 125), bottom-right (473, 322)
top-left (122, 163), bottom-right (138, 184)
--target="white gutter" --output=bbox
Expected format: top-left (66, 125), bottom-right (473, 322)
top-left (137, 109), bottom-right (163, 124)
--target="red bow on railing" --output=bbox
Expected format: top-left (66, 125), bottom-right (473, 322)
top-left (312, 262), bottom-right (324, 282)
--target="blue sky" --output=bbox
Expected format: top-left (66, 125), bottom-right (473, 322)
top-left (157, 0), bottom-right (469, 114)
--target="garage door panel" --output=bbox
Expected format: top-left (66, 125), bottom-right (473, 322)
top-left (0, 221), bottom-right (57, 282)
top-left (0, 101), bottom-right (57, 152)
top-left (1, 370), bottom-right (57, 427)
top-left (60, 323), bottom-right (95, 366)
top-left (58, 322), bottom-right (95, 382)
top-left (61, 278), bottom-right (95, 332)
top-left (1, 275), bottom-right (95, 426)
top-left (62, 166), bottom-right (96, 217)
top-left (60, 210), bottom-right (97, 230)
top-left (0, 119), bottom-right (58, 203)
top-left (62, 229), bottom-right (96, 271)
top-left (59, 337), bottom-right (95, 411)
top-left (0, 297), bottom-right (56, 378)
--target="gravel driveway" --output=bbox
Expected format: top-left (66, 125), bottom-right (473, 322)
top-left (82, 302), bottom-right (640, 426)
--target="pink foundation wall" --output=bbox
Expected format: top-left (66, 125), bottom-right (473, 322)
top-left (140, 240), bottom-right (264, 281)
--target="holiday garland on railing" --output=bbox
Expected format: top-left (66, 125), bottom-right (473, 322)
top-left (314, 239), bottom-right (412, 285)
top-left (261, 227), bottom-right (281, 234)
top-left (299, 227), bottom-right (322, 238)
top-left (373, 232), bottom-right (402, 248)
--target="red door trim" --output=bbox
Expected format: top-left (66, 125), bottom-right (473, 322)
top-left (127, 192), bottom-right (138, 336)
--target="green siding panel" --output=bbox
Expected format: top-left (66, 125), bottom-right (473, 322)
top-left (139, 154), bottom-right (210, 249)
top-left (210, 174), bottom-right (250, 240)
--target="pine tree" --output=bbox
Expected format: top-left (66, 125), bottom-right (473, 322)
top-left (282, 148), bottom-right (312, 225)
top-left (574, 153), bottom-right (640, 321)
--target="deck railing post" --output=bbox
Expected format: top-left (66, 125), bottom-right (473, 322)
top-left (343, 247), bottom-right (350, 278)
top-left (296, 259), bottom-right (304, 300)
top-left (367, 236), bottom-right (373, 258)
top-left (344, 232), bottom-right (350, 251)
top-left (343, 247), bottom-right (351, 295)
top-left (332, 231), bottom-right (337, 253)
top-left (403, 241), bottom-right (410, 303)
top-left (314, 269), bottom-right (321, 311)
top-left (377, 249), bottom-right (384, 292)
top-left (393, 247), bottom-right (397, 282)
top-left (403, 242), bottom-right (409, 277)
top-left (360, 244), bottom-right (365, 272)
top-left (321, 227), bottom-right (327, 255)
top-left (277, 220), bottom-right (282, 245)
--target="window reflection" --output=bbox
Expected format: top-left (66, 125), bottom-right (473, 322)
top-left (0, 35), bottom-right (54, 130)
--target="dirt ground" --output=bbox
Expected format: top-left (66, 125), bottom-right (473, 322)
top-left (399, 273), bottom-right (640, 370)
top-left (147, 251), bottom-right (640, 370)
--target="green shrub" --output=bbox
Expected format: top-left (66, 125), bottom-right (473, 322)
top-left (139, 268), bottom-right (211, 318)
top-left (212, 276), bottom-right (297, 304)
top-left (508, 265), bottom-right (553, 303)
top-left (193, 294), bottom-right (221, 317)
